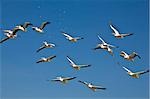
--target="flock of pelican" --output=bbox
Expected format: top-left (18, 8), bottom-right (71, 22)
top-left (0, 21), bottom-right (149, 92)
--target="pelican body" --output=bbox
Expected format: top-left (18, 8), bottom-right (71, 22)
top-left (50, 76), bottom-right (76, 84)
top-left (120, 51), bottom-right (141, 61)
top-left (78, 80), bottom-right (106, 92)
top-left (123, 67), bottom-right (149, 78)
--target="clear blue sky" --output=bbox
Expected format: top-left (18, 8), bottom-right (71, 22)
top-left (0, 0), bottom-right (149, 99)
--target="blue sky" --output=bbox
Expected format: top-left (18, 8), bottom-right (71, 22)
top-left (0, 0), bottom-right (149, 99)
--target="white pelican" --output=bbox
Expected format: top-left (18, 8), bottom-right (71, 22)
top-left (0, 28), bottom-right (21, 44)
top-left (94, 35), bottom-right (117, 55)
top-left (16, 22), bottom-right (32, 32)
top-left (50, 76), bottom-right (76, 84)
top-left (32, 22), bottom-right (50, 33)
top-left (61, 31), bottom-right (83, 42)
top-left (122, 66), bottom-right (149, 78)
top-left (66, 56), bottom-right (91, 70)
top-left (120, 51), bottom-right (141, 61)
top-left (109, 23), bottom-right (133, 38)
top-left (36, 55), bottom-right (56, 63)
top-left (36, 41), bottom-right (55, 52)
top-left (78, 80), bottom-right (106, 92)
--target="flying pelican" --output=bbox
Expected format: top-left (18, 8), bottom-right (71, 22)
top-left (32, 22), bottom-right (50, 33)
top-left (61, 31), bottom-right (83, 42)
top-left (120, 51), bottom-right (141, 61)
top-left (36, 41), bottom-right (55, 52)
top-left (109, 23), bottom-right (133, 38)
top-left (78, 80), bottom-right (106, 92)
top-left (94, 35), bottom-right (117, 55)
top-left (0, 28), bottom-right (21, 44)
top-left (66, 56), bottom-right (91, 70)
top-left (50, 76), bottom-right (76, 84)
top-left (15, 22), bottom-right (32, 32)
top-left (36, 55), bottom-right (56, 63)
top-left (122, 67), bottom-right (149, 78)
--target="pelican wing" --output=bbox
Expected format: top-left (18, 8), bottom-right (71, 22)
top-left (36, 46), bottom-right (46, 52)
top-left (49, 43), bottom-right (55, 47)
top-left (63, 77), bottom-right (77, 80)
top-left (62, 33), bottom-right (73, 39)
top-left (109, 24), bottom-right (120, 35)
top-left (47, 55), bottom-right (56, 60)
top-left (136, 69), bottom-right (149, 75)
top-left (121, 33), bottom-right (133, 37)
top-left (92, 85), bottom-right (106, 90)
top-left (129, 52), bottom-right (141, 59)
top-left (93, 44), bottom-right (101, 50)
top-left (66, 56), bottom-right (76, 65)
top-left (0, 37), bottom-right (10, 43)
top-left (23, 22), bottom-right (32, 28)
top-left (51, 78), bottom-right (60, 82)
top-left (74, 37), bottom-right (84, 40)
top-left (107, 44), bottom-right (117, 48)
top-left (120, 51), bottom-right (128, 56)
top-left (78, 80), bottom-right (88, 85)
top-left (36, 59), bottom-right (43, 63)
top-left (3, 30), bottom-right (12, 33)
top-left (98, 35), bottom-right (106, 44)
top-left (12, 28), bottom-right (21, 35)
top-left (40, 22), bottom-right (50, 29)
top-left (122, 66), bottom-right (132, 73)
top-left (136, 55), bottom-right (141, 59)
top-left (79, 64), bottom-right (91, 68)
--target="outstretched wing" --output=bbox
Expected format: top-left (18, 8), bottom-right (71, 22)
top-left (120, 51), bottom-right (128, 56)
top-left (79, 64), bottom-right (91, 68)
top-left (51, 78), bottom-right (60, 82)
top-left (98, 35), bottom-right (106, 44)
top-left (40, 22), bottom-right (50, 29)
top-left (136, 69), bottom-right (149, 75)
top-left (23, 22), bottom-right (32, 28)
top-left (36, 59), bottom-right (43, 63)
top-left (121, 33), bottom-right (133, 37)
top-left (107, 44), bottom-right (117, 48)
top-left (47, 55), bottom-right (56, 60)
top-left (12, 28), bottom-right (21, 35)
top-left (66, 56), bottom-right (76, 65)
top-left (36, 46), bottom-right (46, 52)
top-left (122, 66), bottom-right (132, 73)
top-left (62, 32), bottom-right (73, 39)
top-left (64, 77), bottom-right (77, 80)
top-left (93, 85), bottom-right (106, 90)
top-left (0, 37), bottom-right (10, 43)
top-left (78, 80), bottom-right (88, 85)
top-left (109, 24), bottom-right (120, 35)
top-left (74, 37), bottom-right (84, 40)
top-left (3, 30), bottom-right (12, 33)
top-left (129, 52), bottom-right (141, 59)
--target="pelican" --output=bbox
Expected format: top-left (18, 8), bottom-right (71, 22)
top-left (78, 80), bottom-right (106, 92)
top-left (50, 76), bottom-right (76, 84)
top-left (66, 56), bottom-right (91, 70)
top-left (94, 35), bottom-right (117, 55)
top-left (36, 55), bottom-right (56, 63)
top-left (0, 28), bottom-right (21, 44)
top-left (15, 22), bottom-right (32, 32)
top-left (122, 67), bottom-right (149, 78)
top-left (109, 23), bottom-right (133, 38)
top-left (36, 41), bottom-right (55, 52)
top-left (120, 51), bottom-right (141, 61)
top-left (32, 22), bottom-right (50, 33)
top-left (61, 31), bottom-right (83, 42)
